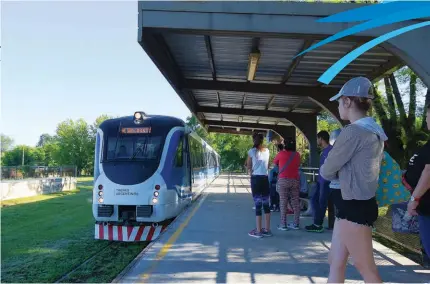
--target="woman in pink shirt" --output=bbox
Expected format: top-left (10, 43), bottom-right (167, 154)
top-left (273, 137), bottom-right (301, 230)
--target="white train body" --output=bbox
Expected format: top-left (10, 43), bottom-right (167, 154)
top-left (92, 113), bottom-right (220, 241)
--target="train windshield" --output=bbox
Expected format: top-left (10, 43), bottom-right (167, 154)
top-left (103, 135), bottom-right (163, 162)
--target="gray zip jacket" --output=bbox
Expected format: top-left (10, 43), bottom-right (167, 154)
top-left (320, 117), bottom-right (388, 200)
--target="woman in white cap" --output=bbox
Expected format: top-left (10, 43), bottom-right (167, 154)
top-left (320, 77), bottom-right (387, 283)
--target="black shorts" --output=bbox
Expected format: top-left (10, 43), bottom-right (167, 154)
top-left (335, 191), bottom-right (378, 227)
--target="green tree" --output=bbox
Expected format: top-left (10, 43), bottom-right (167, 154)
top-left (54, 119), bottom-right (93, 175)
top-left (41, 142), bottom-right (60, 166)
top-left (35, 134), bottom-right (61, 166)
top-left (36, 133), bottom-right (55, 147)
top-left (1, 145), bottom-right (45, 166)
top-left (1, 134), bottom-right (14, 153)
top-left (296, 131), bottom-right (310, 166)
top-left (317, 118), bottom-right (340, 134)
top-left (86, 115), bottom-right (114, 174)
top-left (185, 115), bottom-right (199, 131)
top-left (373, 67), bottom-right (429, 167)
top-left (210, 133), bottom-right (253, 170)
top-left (90, 114), bottom-right (114, 136)
top-left (185, 114), bottom-right (254, 170)
top-left (422, 89), bottom-right (430, 130)
top-left (185, 115), bottom-right (208, 139)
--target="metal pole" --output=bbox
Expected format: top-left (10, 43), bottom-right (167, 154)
top-left (22, 147), bottom-right (25, 166)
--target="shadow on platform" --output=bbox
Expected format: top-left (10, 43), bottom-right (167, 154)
top-left (118, 174), bottom-right (429, 283)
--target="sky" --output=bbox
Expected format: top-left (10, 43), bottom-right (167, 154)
top-left (1, 1), bottom-right (191, 147)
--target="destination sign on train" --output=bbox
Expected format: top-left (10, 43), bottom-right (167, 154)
top-left (121, 127), bottom-right (151, 134)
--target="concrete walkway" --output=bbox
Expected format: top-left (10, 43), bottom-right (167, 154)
top-left (115, 174), bottom-right (430, 283)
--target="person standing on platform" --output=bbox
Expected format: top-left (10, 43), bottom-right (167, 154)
top-left (273, 137), bottom-right (301, 230)
top-left (246, 133), bottom-right (272, 238)
top-left (404, 103), bottom-right (430, 261)
top-left (327, 128), bottom-right (342, 230)
top-left (305, 131), bottom-right (333, 233)
top-left (268, 143), bottom-right (284, 212)
top-left (320, 77), bottom-right (386, 283)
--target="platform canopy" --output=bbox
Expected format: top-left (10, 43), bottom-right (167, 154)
top-left (137, 1), bottom-right (430, 165)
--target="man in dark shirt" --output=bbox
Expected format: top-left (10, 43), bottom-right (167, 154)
top-left (306, 131), bottom-right (333, 233)
top-left (405, 141), bottom-right (430, 216)
top-left (405, 104), bottom-right (430, 260)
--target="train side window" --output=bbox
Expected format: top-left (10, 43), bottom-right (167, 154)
top-left (199, 142), bottom-right (204, 168)
top-left (189, 136), bottom-right (196, 169)
top-left (174, 136), bottom-right (183, 167)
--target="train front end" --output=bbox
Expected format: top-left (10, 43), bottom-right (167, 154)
top-left (92, 112), bottom-right (186, 242)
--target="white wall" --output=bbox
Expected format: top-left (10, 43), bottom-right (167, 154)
top-left (1, 177), bottom-right (77, 201)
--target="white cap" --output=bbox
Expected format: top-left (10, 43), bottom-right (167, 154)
top-left (330, 77), bottom-right (374, 102)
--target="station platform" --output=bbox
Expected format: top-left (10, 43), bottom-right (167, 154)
top-left (115, 174), bottom-right (429, 283)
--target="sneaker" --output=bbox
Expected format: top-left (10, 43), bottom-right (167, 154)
top-left (287, 223), bottom-right (300, 230)
top-left (261, 228), bottom-right (273, 237)
top-left (252, 206), bottom-right (256, 210)
top-left (248, 229), bottom-right (263, 238)
top-left (305, 224), bottom-right (324, 233)
top-left (277, 224), bottom-right (288, 231)
top-left (275, 207), bottom-right (280, 212)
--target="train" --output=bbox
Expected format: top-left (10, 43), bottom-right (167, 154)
top-left (92, 112), bottom-right (220, 242)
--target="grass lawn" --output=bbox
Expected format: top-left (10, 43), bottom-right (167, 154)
top-left (1, 178), bottom-right (147, 283)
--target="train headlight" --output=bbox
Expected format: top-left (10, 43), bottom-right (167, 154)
top-left (98, 197), bottom-right (104, 203)
top-left (152, 198), bottom-right (158, 204)
top-left (98, 191), bottom-right (103, 197)
top-left (134, 111), bottom-right (147, 124)
top-left (134, 112), bottom-right (142, 120)
top-left (154, 191), bottom-right (159, 197)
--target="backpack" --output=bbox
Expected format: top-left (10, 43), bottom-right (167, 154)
top-left (351, 123), bottom-right (409, 207)
top-left (375, 151), bottom-right (410, 207)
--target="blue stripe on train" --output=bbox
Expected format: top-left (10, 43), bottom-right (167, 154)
top-left (160, 130), bottom-right (184, 190)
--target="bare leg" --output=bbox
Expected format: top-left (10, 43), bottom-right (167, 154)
top-left (256, 215), bottom-right (262, 232)
top-left (265, 213), bottom-right (271, 230)
top-left (328, 219), bottom-right (349, 283)
top-left (338, 219), bottom-right (382, 283)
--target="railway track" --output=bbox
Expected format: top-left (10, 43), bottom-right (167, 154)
top-left (54, 242), bottom-right (116, 283)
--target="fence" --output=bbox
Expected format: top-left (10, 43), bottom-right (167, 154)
top-left (1, 166), bottom-right (77, 180)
